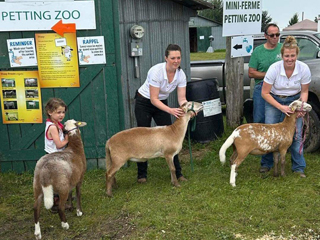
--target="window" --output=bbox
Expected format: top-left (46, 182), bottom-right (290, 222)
top-left (280, 36), bottom-right (320, 61)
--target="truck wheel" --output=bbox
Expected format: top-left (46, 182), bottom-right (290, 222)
top-left (304, 102), bottom-right (320, 153)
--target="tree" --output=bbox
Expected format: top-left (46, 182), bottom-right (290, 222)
top-left (288, 13), bottom-right (299, 26)
top-left (198, 0), bottom-right (223, 24)
top-left (315, 16), bottom-right (318, 23)
top-left (261, 11), bottom-right (272, 32)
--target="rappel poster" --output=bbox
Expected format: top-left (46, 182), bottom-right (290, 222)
top-left (77, 36), bottom-right (106, 65)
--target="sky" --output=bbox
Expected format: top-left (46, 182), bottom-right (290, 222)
top-left (261, 0), bottom-right (320, 30)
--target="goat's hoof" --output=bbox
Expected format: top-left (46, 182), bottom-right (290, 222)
top-left (61, 222), bottom-right (69, 230)
top-left (76, 209), bottom-right (83, 216)
top-left (106, 192), bottom-right (113, 198)
top-left (173, 183), bottom-right (181, 187)
top-left (35, 234), bottom-right (42, 240)
top-left (230, 183), bottom-right (236, 187)
top-left (178, 176), bottom-right (188, 182)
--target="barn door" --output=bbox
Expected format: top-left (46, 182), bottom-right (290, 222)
top-left (0, 0), bottom-right (124, 173)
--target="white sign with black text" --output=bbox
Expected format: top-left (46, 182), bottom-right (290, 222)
top-left (223, 0), bottom-right (262, 37)
top-left (202, 99), bottom-right (222, 117)
top-left (231, 35), bottom-right (253, 58)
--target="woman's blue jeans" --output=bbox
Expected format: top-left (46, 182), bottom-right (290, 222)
top-left (260, 94), bottom-right (306, 173)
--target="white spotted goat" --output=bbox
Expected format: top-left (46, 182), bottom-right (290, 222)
top-left (219, 100), bottom-right (312, 187)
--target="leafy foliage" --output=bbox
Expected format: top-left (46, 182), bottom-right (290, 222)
top-left (288, 13), bottom-right (299, 26)
top-left (198, 0), bottom-right (223, 24)
top-left (261, 11), bottom-right (272, 32)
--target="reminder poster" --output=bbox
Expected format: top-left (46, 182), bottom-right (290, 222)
top-left (35, 33), bottom-right (79, 88)
top-left (6, 38), bottom-right (38, 67)
top-left (0, 71), bottom-right (42, 124)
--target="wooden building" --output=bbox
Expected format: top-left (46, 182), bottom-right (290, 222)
top-left (0, 0), bottom-right (213, 173)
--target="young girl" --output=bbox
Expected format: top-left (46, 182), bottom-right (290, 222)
top-left (44, 98), bottom-right (68, 154)
top-left (44, 98), bottom-right (69, 212)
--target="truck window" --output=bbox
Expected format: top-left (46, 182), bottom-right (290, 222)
top-left (280, 37), bottom-right (320, 61)
top-left (297, 38), bottom-right (320, 60)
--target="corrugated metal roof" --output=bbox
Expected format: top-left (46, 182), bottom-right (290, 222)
top-left (171, 0), bottom-right (214, 10)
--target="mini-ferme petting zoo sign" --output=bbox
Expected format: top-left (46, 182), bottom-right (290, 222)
top-left (223, 0), bottom-right (262, 37)
top-left (0, 0), bottom-right (96, 31)
top-left (0, 71), bottom-right (42, 124)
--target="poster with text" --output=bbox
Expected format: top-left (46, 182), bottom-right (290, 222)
top-left (0, 71), bottom-right (42, 124)
top-left (35, 33), bottom-right (79, 88)
top-left (77, 36), bottom-right (106, 65)
top-left (6, 38), bottom-right (38, 67)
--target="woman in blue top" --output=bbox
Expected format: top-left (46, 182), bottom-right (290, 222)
top-left (135, 44), bottom-right (188, 183)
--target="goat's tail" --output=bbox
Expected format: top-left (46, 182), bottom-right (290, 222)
top-left (219, 130), bottom-right (238, 165)
top-left (42, 185), bottom-right (54, 209)
top-left (105, 141), bottom-right (112, 171)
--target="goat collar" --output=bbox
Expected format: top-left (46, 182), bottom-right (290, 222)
top-left (187, 102), bottom-right (196, 118)
top-left (66, 127), bottom-right (78, 133)
top-left (294, 101), bottom-right (306, 112)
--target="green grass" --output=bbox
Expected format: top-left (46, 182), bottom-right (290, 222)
top-left (1, 124), bottom-right (320, 239)
top-left (190, 50), bottom-right (226, 61)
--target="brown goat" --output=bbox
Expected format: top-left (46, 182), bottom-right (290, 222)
top-left (33, 120), bottom-right (87, 240)
top-left (219, 100), bottom-right (312, 187)
top-left (105, 101), bottom-right (203, 197)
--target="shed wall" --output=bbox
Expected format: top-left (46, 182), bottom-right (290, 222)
top-left (119, 0), bottom-right (197, 129)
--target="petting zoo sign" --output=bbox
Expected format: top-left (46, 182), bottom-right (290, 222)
top-left (0, 71), bottom-right (42, 124)
top-left (0, 1), bottom-right (96, 31)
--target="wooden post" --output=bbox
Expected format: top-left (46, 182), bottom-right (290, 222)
top-left (225, 37), bottom-right (244, 128)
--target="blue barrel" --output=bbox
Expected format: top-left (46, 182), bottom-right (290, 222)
top-left (186, 78), bottom-right (224, 143)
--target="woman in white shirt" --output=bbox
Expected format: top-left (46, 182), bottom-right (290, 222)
top-left (261, 36), bottom-right (311, 177)
top-left (134, 44), bottom-right (188, 183)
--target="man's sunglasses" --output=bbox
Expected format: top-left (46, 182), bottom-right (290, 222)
top-left (267, 33), bottom-right (280, 38)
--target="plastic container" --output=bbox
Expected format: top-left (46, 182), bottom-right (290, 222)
top-left (186, 78), bottom-right (224, 143)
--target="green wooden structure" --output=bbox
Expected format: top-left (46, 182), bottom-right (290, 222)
top-left (0, 0), bottom-right (124, 173)
top-left (196, 27), bottom-right (212, 52)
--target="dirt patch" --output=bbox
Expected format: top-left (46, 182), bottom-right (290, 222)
top-left (73, 212), bottom-right (136, 240)
top-left (179, 147), bottom-right (209, 163)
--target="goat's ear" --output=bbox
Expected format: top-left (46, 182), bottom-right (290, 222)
top-left (76, 121), bottom-right (87, 127)
top-left (290, 101), bottom-right (298, 111)
top-left (180, 101), bottom-right (188, 108)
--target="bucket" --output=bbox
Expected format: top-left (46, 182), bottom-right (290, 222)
top-left (186, 78), bottom-right (224, 143)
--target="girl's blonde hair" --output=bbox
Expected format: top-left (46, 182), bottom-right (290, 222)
top-left (281, 35), bottom-right (300, 56)
top-left (45, 98), bottom-right (67, 118)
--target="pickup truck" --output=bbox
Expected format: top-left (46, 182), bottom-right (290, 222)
top-left (190, 31), bottom-right (320, 152)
